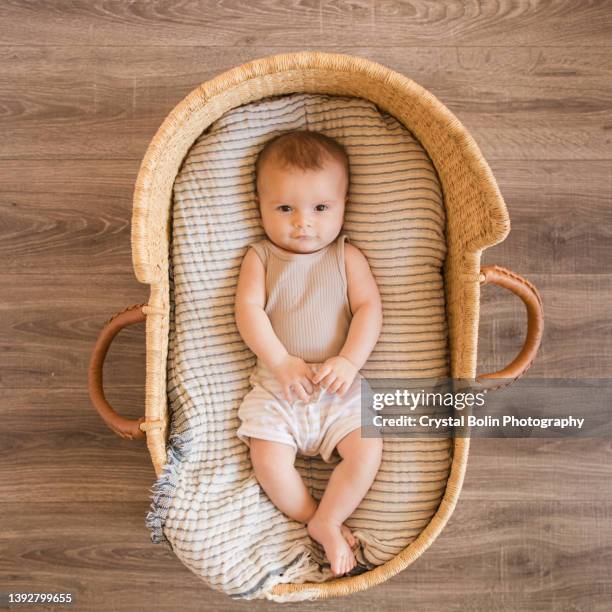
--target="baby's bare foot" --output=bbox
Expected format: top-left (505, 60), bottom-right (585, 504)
top-left (308, 517), bottom-right (357, 576)
top-left (340, 523), bottom-right (357, 549)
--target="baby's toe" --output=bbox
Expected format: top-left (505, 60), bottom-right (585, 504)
top-left (333, 553), bottom-right (347, 576)
top-left (341, 524), bottom-right (356, 548)
top-left (346, 556), bottom-right (354, 574)
top-left (343, 551), bottom-right (356, 575)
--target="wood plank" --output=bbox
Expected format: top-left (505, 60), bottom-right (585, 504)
top-left (0, 163), bottom-right (140, 275)
top-left (0, 274), bottom-right (148, 389)
top-left (0, 46), bottom-right (611, 159)
top-left (2, 391), bottom-right (610, 504)
top-left (476, 274), bottom-right (612, 378)
top-left (1, 273), bottom-right (609, 389)
top-left (482, 160), bottom-right (612, 275)
top-left (1, 389), bottom-right (154, 504)
top-left (1, 500), bottom-right (610, 610)
top-left (464, 438), bottom-right (612, 502)
top-left (0, 160), bottom-right (610, 275)
top-left (0, 1), bottom-right (610, 47)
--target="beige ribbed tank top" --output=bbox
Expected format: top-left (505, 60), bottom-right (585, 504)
top-left (249, 233), bottom-right (352, 364)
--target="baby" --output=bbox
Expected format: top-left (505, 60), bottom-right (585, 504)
top-left (234, 129), bottom-right (383, 576)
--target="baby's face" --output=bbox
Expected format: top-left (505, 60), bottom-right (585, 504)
top-left (256, 156), bottom-right (347, 254)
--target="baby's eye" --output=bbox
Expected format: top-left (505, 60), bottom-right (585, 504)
top-left (315, 204), bottom-right (328, 212)
top-left (277, 205), bottom-right (292, 212)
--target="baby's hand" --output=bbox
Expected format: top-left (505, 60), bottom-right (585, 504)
top-left (312, 355), bottom-right (359, 397)
top-left (267, 354), bottom-right (317, 403)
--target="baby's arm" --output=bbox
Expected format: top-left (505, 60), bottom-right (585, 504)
top-left (234, 248), bottom-right (316, 402)
top-left (339, 243), bottom-right (383, 370)
top-left (235, 249), bottom-right (288, 368)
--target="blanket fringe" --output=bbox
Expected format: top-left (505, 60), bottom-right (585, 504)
top-left (145, 430), bottom-right (192, 545)
top-left (255, 546), bottom-right (338, 602)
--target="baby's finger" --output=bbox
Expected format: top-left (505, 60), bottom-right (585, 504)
top-left (318, 372), bottom-right (336, 390)
top-left (337, 381), bottom-right (349, 397)
top-left (312, 365), bottom-right (331, 384)
top-left (306, 369), bottom-right (320, 385)
top-left (296, 383), bottom-right (311, 402)
top-left (283, 385), bottom-right (294, 403)
top-left (328, 378), bottom-right (343, 395)
top-left (301, 377), bottom-right (314, 395)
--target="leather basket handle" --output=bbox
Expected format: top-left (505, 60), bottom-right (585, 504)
top-left (88, 304), bottom-right (147, 439)
top-left (476, 265), bottom-right (544, 390)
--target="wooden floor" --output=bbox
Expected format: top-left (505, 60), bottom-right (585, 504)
top-left (1, 1), bottom-right (611, 610)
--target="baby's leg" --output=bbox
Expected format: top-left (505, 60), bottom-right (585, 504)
top-left (249, 439), bottom-right (358, 548)
top-left (307, 429), bottom-right (383, 576)
top-left (249, 438), bottom-right (318, 524)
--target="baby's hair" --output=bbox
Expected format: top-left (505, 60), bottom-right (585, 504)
top-left (254, 130), bottom-right (350, 196)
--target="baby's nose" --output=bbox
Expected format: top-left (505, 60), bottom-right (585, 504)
top-left (294, 214), bottom-right (311, 227)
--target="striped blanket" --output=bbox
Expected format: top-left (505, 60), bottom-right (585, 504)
top-left (146, 93), bottom-right (452, 601)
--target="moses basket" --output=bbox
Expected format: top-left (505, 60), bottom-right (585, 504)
top-left (88, 51), bottom-right (543, 601)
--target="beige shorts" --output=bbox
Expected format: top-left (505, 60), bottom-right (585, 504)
top-left (237, 362), bottom-right (371, 463)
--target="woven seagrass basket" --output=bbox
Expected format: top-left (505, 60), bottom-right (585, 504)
top-left (88, 51), bottom-right (543, 600)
